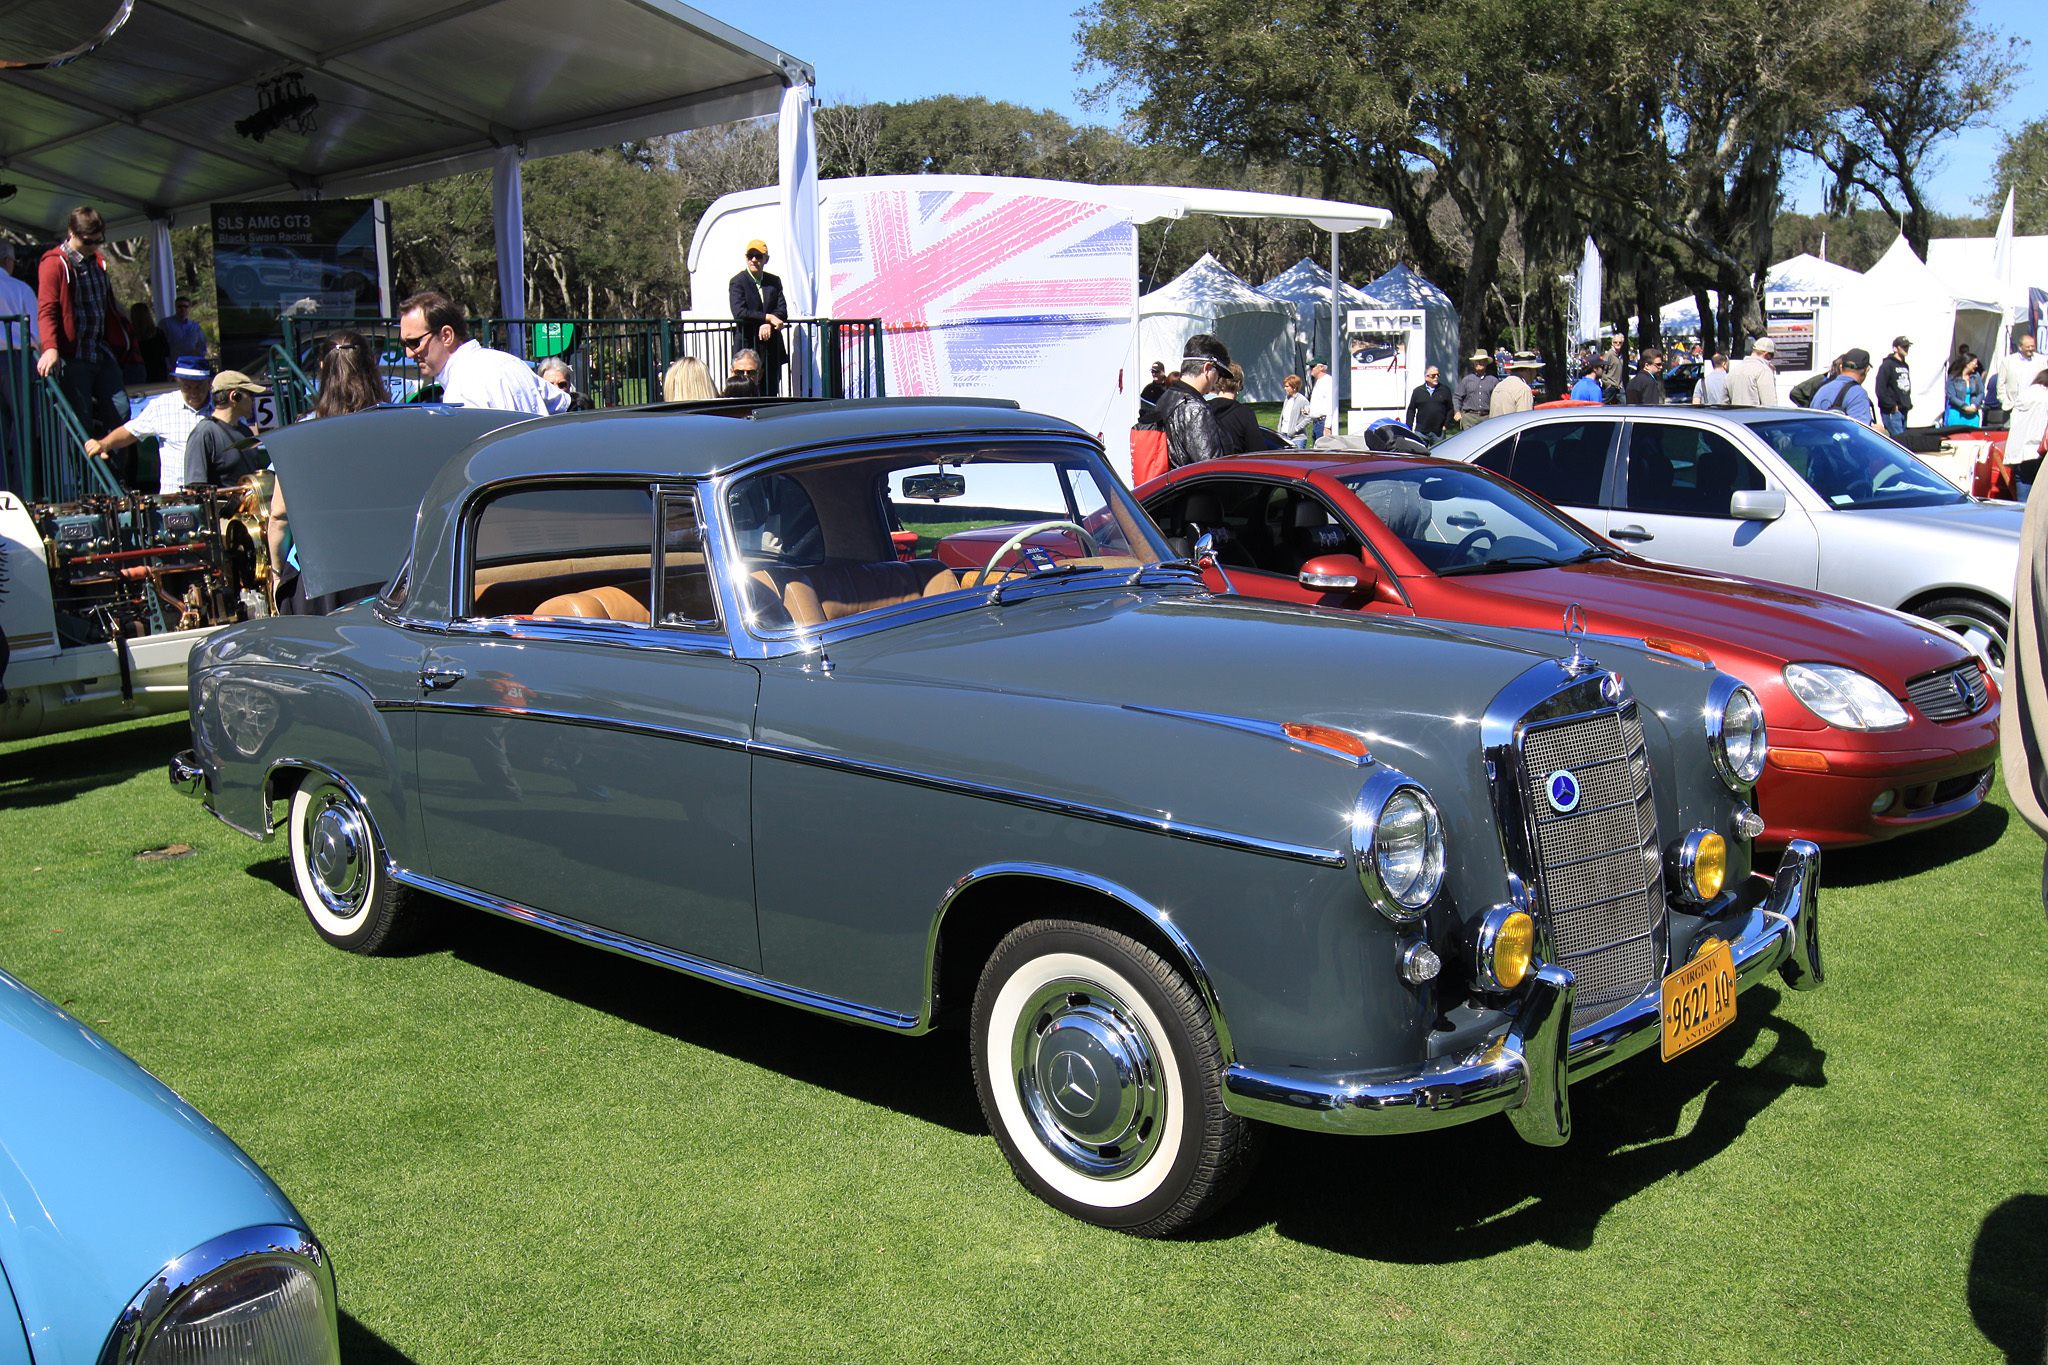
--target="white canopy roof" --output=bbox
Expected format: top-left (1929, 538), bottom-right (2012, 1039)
top-left (1122, 185), bottom-right (1391, 234)
top-left (0, 0), bottom-right (810, 239)
top-left (1360, 263), bottom-right (1460, 382)
top-left (1140, 253), bottom-right (1298, 400)
top-left (1927, 234), bottom-right (2048, 324)
top-left (1656, 254), bottom-right (1868, 336)
top-left (1257, 258), bottom-right (1383, 311)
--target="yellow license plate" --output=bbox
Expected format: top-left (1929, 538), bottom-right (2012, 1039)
top-left (1660, 939), bottom-right (1737, 1061)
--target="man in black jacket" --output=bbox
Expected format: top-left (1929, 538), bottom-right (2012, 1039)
top-left (1147, 333), bottom-right (1235, 466)
top-left (1875, 336), bottom-right (1913, 435)
top-left (1624, 349), bottom-right (1667, 405)
top-left (729, 239), bottom-right (788, 397)
top-left (1405, 365), bottom-right (1452, 440)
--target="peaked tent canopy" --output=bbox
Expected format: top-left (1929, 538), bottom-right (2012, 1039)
top-left (1139, 253), bottom-right (1298, 401)
top-left (1360, 264), bottom-right (1460, 382)
top-left (1257, 258), bottom-right (1381, 399)
top-left (1654, 254), bottom-right (1867, 338)
top-left (0, 1), bottom-right (811, 241)
top-left (1852, 235), bottom-right (2002, 420)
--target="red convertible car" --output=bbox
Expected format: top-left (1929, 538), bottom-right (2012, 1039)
top-left (937, 452), bottom-right (1998, 849)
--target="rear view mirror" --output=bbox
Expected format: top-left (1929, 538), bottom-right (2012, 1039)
top-left (1730, 489), bottom-right (1786, 521)
top-left (1298, 554), bottom-right (1379, 594)
top-left (902, 472), bottom-right (967, 501)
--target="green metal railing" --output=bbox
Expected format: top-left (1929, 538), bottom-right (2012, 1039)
top-left (265, 343), bottom-right (317, 426)
top-left (277, 314), bottom-right (886, 409)
top-left (3, 317), bottom-right (122, 502)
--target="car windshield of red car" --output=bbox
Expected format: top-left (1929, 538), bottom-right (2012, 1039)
top-left (1336, 465), bottom-right (1605, 575)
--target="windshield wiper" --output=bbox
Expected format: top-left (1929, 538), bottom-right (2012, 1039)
top-left (1569, 546), bottom-right (1622, 562)
top-left (1438, 554), bottom-right (1569, 577)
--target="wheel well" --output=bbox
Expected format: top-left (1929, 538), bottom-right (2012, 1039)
top-left (929, 874), bottom-right (1197, 1032)
top-left (261, 763), bottom-right (314, 832)
top-left (1900, 587), bottom-right (2009, 619)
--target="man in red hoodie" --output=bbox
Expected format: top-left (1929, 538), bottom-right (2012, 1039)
top-left (36, 205), bottom-right (131, 440)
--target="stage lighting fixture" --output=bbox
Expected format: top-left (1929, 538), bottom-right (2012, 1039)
top-left (234, 72), bottom-right (318, 142)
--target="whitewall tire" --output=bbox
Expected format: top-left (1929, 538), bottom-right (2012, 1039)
top-left (286, 774), bottom-right (425, 954)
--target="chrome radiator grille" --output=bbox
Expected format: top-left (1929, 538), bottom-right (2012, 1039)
top-left (1520, 702), bottom-right (1664, 1028)
top-left (1905, 661), bottom-right (1989, 721)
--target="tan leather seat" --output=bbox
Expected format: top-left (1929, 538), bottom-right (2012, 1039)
top-left (753, 560), bottom-right (960, 627)
top-left (532, 584), bottom-right (650, 623)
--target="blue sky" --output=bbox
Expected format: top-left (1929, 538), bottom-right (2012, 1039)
top-left (739, 0), bottom-right (2035, 221)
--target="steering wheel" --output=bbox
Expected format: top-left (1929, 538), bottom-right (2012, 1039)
top-left (981, 520), bottom-right (1100, 585)
top-left (1454, 527), bottom-right (1498, 563)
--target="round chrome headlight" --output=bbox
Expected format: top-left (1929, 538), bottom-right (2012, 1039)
top-left (1706, 679), bottom-right (1767, 789)
top-left (1353, 771), bottom-right (1446, 921)
top-left (109, 1226), bottom-right (338, 1365)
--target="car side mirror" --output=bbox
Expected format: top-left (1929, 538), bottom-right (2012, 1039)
top-left (1298, 554), bottom-right (1378, 594)
top-left (1729, 489), bottom-right (1786, 521)
top-left (1193, 531), bottom-right (1236, 594)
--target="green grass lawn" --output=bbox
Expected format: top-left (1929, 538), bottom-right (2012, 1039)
top-left (3, 715), bottom-right (2043, 1363)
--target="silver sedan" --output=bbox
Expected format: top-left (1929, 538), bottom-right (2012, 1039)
top-left (1430, 406), bottom-right (2022, 672)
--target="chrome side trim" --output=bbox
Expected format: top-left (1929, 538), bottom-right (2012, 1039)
top-left (98, 1224), bottom-right (335, 1365)
top-left (371, 699), bottom-right (751, 753)
top-left (928, 862), bottom-right (1235, 1062)
top-left (748, 740), bottom-right (1348, 868)
top-left (1222, 841), bottom-right (1822, 1136)
top-left (258, 758), bottom-right (382, 839)
top-left (430, 617), bottom-right (735, 655)
top-left (1122, 704), bottom-right (1376, 767)
top-left (388, 867), bottom-right (923, 1031)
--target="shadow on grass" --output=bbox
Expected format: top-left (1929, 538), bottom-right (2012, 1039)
top-left (340, 1310), bottom-right (420, 1364)
top-left (442, 903), bottom-right (986, 1136)
top-left (1970, 1194), bottom-right (2048, 1365)
top-left (0, 714), bottom-right (190, 811)
top-left (1202, 992), bottom-right (1827, 1256)
top-left (1821, 800), bottom-right (2010, 888)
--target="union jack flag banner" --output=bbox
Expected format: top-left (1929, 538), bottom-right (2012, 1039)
top-left (825, 187), bottom-right (1141, 442)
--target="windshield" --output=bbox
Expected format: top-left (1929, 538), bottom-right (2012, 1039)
top-left (1336, 464), bottom-right (1606, 574)
top-left (1750, 417), bottom-right (1967, 510)
top-left (725, 442), bottom-right (1167, 634)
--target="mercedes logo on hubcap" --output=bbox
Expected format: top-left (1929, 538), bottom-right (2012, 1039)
top-left (1047, 1049), bottom-right (1099, 1117)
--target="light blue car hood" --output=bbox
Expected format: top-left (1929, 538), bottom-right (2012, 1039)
top-left (0, 969), bottom-right (303, 1365)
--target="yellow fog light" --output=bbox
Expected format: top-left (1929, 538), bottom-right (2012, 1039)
top-left (1669, 829), bottom-right (1727, 904)
top-left (1474, 907), bottom-right (1537, 991)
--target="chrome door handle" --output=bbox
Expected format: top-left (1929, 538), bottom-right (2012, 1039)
top-left (1609, 525), bottom-right (1654, 543)
top-left (419, 667), bottom-right (465, 691)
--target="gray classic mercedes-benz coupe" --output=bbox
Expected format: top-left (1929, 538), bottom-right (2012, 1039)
top-left (173, 398), bottom-right (1821, 1235)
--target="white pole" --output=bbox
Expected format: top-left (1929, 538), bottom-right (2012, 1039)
top-left (1329, 229), bottom-right (1340, 436)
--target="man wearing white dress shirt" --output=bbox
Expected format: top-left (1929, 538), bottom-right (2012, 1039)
top-left (397, 290), bottom-right (570, 417)
top-left (1998, 333), bottom-right (2046, 415)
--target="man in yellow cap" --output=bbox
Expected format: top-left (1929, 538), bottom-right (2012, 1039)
top-left (729, 239), bottom-right (788, 396)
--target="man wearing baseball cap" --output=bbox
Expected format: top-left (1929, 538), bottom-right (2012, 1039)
top-left (729, 239), bottom-right (788, 397)
top-left (1875, 336), bottom-right (1913, 436)
top-left (182, 369), bottom-right (269, 488)
top-left (1727, 335), bottom-right (1779, 407)
top-left (1810, 348), bottom-right (1879, 427)
top-left (84, 354), bottom-right (214, 492)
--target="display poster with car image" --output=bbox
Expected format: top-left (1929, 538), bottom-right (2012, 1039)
top-left (210, 198), bottom-right (392, 374)
top-left (1347, 309), bottom-right (1426, 417)
top-left (1766, 293), bottom-right (1828, 374)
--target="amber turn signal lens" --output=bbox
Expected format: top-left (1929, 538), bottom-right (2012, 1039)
top-left (1642, 636), bottom-right (1715, 666)
top-left (1283, 722), bottom-right (1370, 760)
top-left (1692, 832), bottom-right (1727, 901)
top-left (1492, 911), bottom-right (1535, 990)
top-left (1769, 747), bottom-right (1831, 773)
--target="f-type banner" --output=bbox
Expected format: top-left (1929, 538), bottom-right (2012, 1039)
top-left (211, 200), bottom-right (390, 371)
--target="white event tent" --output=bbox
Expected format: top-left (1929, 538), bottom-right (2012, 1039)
top-left (1360, 264), bottom-right (1461, 382)
top-left (1848, 237), bottom-right (2002, 421)
top-left (1655, 254), bottom-right (1867, 339)
top-left (1257, 258), bottom-right (1381, 400)
top-left (1139, 254), bottom-right (1300, 401)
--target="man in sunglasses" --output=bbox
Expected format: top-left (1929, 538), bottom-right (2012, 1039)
top-left (728, 240), bottom-right (787, 397)
top-left (1143, 332), bottom-right (1236, 468)
top-left (397, 289), bottom-right (568, 416)
top-left (36, 205), bottom-right (131, 439)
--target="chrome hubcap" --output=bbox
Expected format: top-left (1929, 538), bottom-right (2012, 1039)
top-left (1012, 977), bottom-right (1164, 1180)
top-left (305, 792), bottom-right (369, 918)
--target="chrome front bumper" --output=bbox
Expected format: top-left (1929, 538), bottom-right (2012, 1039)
top-left (1222, 840), bottom-right (1823, 1143)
